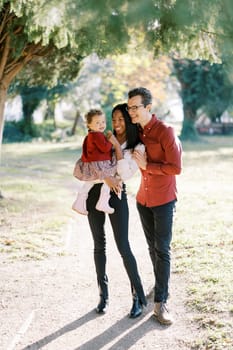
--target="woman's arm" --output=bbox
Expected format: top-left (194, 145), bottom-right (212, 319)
top-left (106, 131), bottom-right (123, 160)
top-left (118, 143), bottom-right (145, 181)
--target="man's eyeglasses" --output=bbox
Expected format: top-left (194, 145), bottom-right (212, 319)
top-left (126, 104), bottom-right (144, 112)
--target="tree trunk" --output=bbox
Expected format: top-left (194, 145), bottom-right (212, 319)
top-left (21, 94), bottom-right (41, 136)
top-left (71, 110), bottom-right (81, 136)
top-left (0, 84), bottom-right (8, 158)
top-left (45, 99), bottom-right (56, 129)
top-left (180, 105), bottom-right (199, 141)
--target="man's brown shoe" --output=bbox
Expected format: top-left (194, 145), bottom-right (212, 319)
top-left (154, 302), bottom-right (173, 325)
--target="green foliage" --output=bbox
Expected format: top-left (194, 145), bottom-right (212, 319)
top-left (203, 64), bottom-right (233, 120)
top-left (3, 119), bottom-right (57, 142)
top-left (2, 0), bottom-right (233, 88)
top-left (2, 0), bottom-right (233, 144)
top-left (3, 121), bottom-right (25, 142)
top-left (7, 81), bottom-right (73, 137)
top-left (3, 120), bottom-right (38, 142)
top-left (173, 59), bottom-right (208, 111)
top-left (173, 58), bottom-right (233, 139)
top-left (35, 119), bottom-right (57, 140)
top-left (9, 0), bottom-right (74, 48)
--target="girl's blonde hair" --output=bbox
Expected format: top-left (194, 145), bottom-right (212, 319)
top-left (85, 109), bottom-right (104, 126)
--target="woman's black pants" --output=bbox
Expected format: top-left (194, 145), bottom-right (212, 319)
top-left (86, 184), bottom-right (146, 306)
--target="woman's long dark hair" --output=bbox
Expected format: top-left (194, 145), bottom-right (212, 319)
top-left (112, 103), bottom-right (140, 150)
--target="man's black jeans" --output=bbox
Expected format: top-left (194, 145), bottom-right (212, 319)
top-left (137, 200), bottom-right (176, 303)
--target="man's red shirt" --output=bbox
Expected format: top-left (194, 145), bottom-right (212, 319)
top-left (137, 114), bottom-right (182, 207)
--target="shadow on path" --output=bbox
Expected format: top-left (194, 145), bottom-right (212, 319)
top-left (21, 310), bottom-right (96, 350)
top-left (76, 313), bottom-right (167, 350)
top-left (21, 301), bottom-right (167, 350)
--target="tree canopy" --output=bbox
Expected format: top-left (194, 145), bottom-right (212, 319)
top-left (1, 0), bottom-right (233, 147)
top-left (0, 0), bottom-right (132, 147)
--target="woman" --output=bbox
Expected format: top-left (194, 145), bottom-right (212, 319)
top-left (86, 103), bottom-right (147, 318)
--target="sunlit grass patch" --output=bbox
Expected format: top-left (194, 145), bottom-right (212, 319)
top-left (0, 213), bottom-right (66, 260)
top-left (0, 141), bottom-right (82, 261)
top-left (173, 135), bottom-right (233, 349)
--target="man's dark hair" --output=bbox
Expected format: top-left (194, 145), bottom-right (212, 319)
top-left (128, 87), bottom-right (152, 106)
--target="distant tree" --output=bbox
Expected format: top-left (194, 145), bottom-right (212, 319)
top-left (9, 82), bottom-right (72, 136)
top-left (173, 58), bottom-right (233, 140)
top-left (20, 85), bottom-right (46, 136)
top-left (202, 64), bottom-right (233, 122)
top-left (44, 83), bottom-right (72, 127)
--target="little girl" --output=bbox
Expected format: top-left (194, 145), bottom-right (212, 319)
top-left (72, 109), bottom-right (120, 215)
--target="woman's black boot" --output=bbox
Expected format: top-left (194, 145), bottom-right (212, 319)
top-left (129, 294), bottom-right (143, 318)
top-left (96, 275), bottom-right (108, 314)
top-left (96, 295), bottom-right (108, 313)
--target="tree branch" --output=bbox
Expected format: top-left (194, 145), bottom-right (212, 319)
top-left (3, 61), bottom-right (26, 86)
top-left (0, 2), bottom-right (10, 37)
top-left (0, 31), bottom-right (8, 44)
top-left (0, 35), bottom-right (10, 80)
top-left (3, 41), bottom-right (53, 86)
top-left (13, 26), bottom-right (24, 35)
top-left (3, 39), bottom-right (53, 79)
top-left (201, 29), bottom-right (224, 38)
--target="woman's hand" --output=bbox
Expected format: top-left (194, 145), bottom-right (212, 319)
top-left (104, 176), bottom-right (122, 195)
top-left (132, 149), bottom-right (147, 170)
top-left (106, 130), bottom-right (119, 147)
top-left (106, 130), bottom-right (123, 160)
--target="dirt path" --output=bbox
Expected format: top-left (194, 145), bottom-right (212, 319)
top-left (1, 196), bottom-right (201, 350)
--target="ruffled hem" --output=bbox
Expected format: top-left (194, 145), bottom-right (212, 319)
top-left (73, 158), bottom-right (117, 181)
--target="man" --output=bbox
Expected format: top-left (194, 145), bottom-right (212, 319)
top-left (127, 87), bottom-right (182, 325)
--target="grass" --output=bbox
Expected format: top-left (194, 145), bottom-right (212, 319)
top-left (0, 138), bottom-right (83, 260)
top-left (173, 135), bottom-right (233, 349)
top-left (0, 134), bottom-right (233, 348)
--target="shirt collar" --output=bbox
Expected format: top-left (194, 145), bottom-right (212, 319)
top-left (139, 114), bottom-right (157, 132)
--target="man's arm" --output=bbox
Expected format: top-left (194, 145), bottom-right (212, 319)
top-left (133, 129), bottom-right (182, 175)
